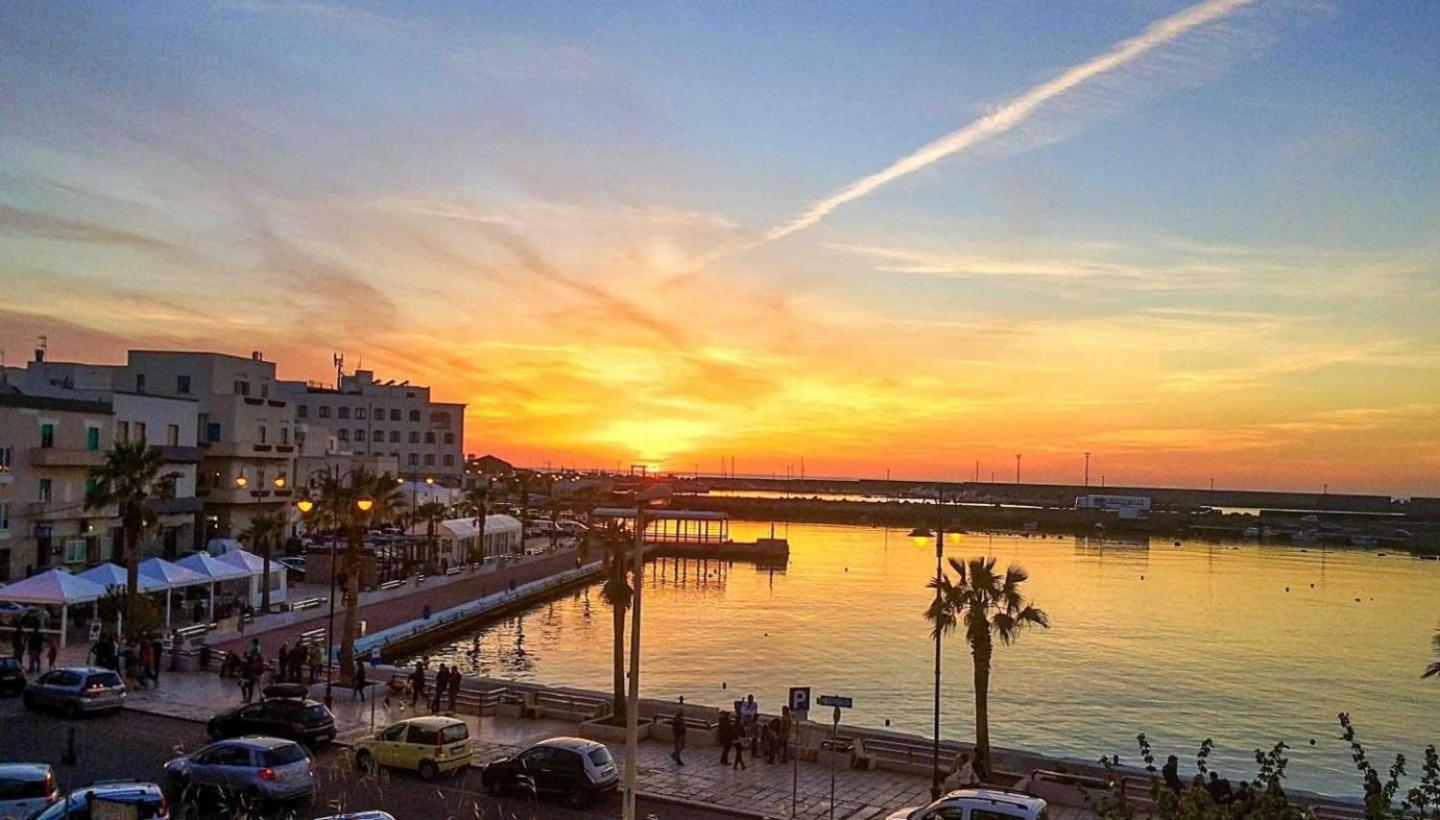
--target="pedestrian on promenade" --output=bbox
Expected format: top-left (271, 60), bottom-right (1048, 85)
top-left (46, 639), bottom-right (57, 671)
top-left (246, 638), bottom-right (261, 659)
top-left (240, 653), bottom-right (261, 702)
top-left (778, 706), bottom-right (793, 764)
top-left (276, 643), bottom-right (290, 683)
top-left (26, 627), bottom-right (43, 673)
top-left (718, 712), bottom-right (734, 766)
top-left (139, 641), bottom-right (155, 686)
top-left (945, 753), bottom-right (979, 790)
top-left (730, 719), bottom-right (747, 770)
top-left (409, 661), bottom-right (427, 710)
top-left (1162, 755), bottom-right (1183, 793)
top-left (150, 636), bottom-right (164, 686)
top-left (432, 664), bottom-right (450, 712)
top-left (446, 666), bottom-right (460, 712)
top-left (352, 661), bottom-right (367, 702)
top-left (308, 643), bottom-right (323, 684)
top-left (10, 626), bottom-right (22, 661)
top-left (670, 701), bottom-right (687, 766)
top-left (740, 694), bottom-right (759, 755)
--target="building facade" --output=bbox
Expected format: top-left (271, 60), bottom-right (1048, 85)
top-left (278, 368), bottom-right (465, 484)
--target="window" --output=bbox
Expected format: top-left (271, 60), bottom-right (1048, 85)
top-left (424, 432), bottom-right (436, 444)
top-left (337, 429), bottom-right (349, 442)
top-left (443, 432), bottom-right (454, 444)
top-left (280, 426), bottom-right (290, 445)
top-left (407, 725), bottom-right (439, 745)
top-left (167, 424), bottom-right (180, 446)
top-left (258, 424), bottom-right (267, 444)
top-left (206, 422), bottom-right (221, 443)
top-left (408, 432), bottom-right (419, 444)
top-left (408, 410), bottom-right (420, 422)
top-left (0, 502), bottom-right (9, 532)
top-left (85, 426), bottom-right (100, 451)
top-left (177, 374), bottom-right (191, 394)
top-left (354, 429), bottom-right (366, 442)
top-left (318, 406), bottom-right (331, 419)
top-left (135, 373), bottom-right (146, 392)
top-left (260, 383), bottom-right (269, 399)
top-left (407, 453), bottom-right (419, 466)
top-left (356, 407), bottom-right (367, 420)
top-left (133, 422), bottom-right (146, 443)
top-left (116, 421), bottom-right (128, 442)
top-left (389, 409), bottom-right (401, 421)
top-left (85, 477), bottom-right (97, 497)
top-left (379, 724), bottom-right (406, 742)
top-left (390, 431), bottom-right (400, 443)
top-left (234, 380), bottom-right (250, 396)
top-left (0, 446), bottom-right (10, 469)
top-left (38, 478), bottom-right (52, 502)
top-left (297, 405), bottom-right (309, 419)
top-left (39, 423), bottom-right (55, 449)
top-left (424, 454), bottom-right (435, 466)
top-left (443, 455), bottom-right (454, 467)
top-left (338, 407), bottom-right (350, 420)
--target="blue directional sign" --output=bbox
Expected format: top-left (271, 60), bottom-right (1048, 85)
top-left (817, 695), bottom-right (853, 709)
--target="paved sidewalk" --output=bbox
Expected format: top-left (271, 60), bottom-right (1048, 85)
top-left (121, 670), bottom-right (1094, 820)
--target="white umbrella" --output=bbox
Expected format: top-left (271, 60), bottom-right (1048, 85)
top-left (138, 558), bottom-right (208, 628)
top-left (177, 552), bottom-right (251, 621)
top-left (0, 569), bottom-right (108, 648)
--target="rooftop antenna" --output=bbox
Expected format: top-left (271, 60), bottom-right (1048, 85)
top-left (36, 335), bottom-right (48, 363)
top-left (332, 353), bottom-right (344, 390)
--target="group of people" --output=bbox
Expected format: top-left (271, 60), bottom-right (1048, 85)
top-left (9, 625), bottom-right (57, 674)
top-left (377, 659), bottom-right (462, 713)
top-left (1162, 755), bottom-right (1240, 807)
top-left (273, 640), bottom-right (325, 685)
top-left (89, 632), bottom-right (166, 690)
top-left (221, 637), bottom-right (321, 702)
top-left (708, 694), bottom-right (793, 770)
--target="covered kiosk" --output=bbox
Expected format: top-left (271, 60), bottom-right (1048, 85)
top-left (176, 552), bottom-right (252, 622)
top-left (214, 549), bottom-right (287, 609)
top-left (414, 515), bottom-right (523, 566)
top-left (0, 568), bottom-right (108, 647)
top-left (138, 557), bottom-right (208, 628)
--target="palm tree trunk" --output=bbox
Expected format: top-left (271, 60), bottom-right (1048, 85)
top-left (338, 526), bottom-right (363, 679)
top-left (259, 534), bottom-right (272, 613)
top-left (611, 555), bottom-right (627, 721)
top-left (973, 641), bottom-right (993, 778)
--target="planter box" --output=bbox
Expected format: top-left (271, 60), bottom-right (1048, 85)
top-left (578, 715), bottom-right (651, 744)
top-left (816, 748), bottom-right (854, 770)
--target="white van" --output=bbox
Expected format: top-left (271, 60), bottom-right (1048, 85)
top-left (885, 788), bottom-right (1048, 820)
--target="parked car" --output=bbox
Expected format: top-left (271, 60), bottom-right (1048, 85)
top-left (277, 557), bottom-right (306, 580)
top-left (0, 763), bottom-right (60, 819)
top-left (352, 716), bottom-right (472, 781)
top-left (22, 667), bottom-right (125, 716)
top-left (884, 788), bottom-right (1049, 820)
top-left (481, 737), bottom-right (618, 806)
top-left (29, 780), bottom-right (169, 820)
top-left (207, 691), bottom-right (335, 746)
top-left (0, 657), bottom-right (25, 698)
top-left (164, 737), bottom-right (316, 807)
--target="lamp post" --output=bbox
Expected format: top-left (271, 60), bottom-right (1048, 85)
top-left (913, 490), bottom-right (947, 800)
top-left (623, 485), bottom-right (672, 820)
top-left (295, 471), bottom-right (375, 708)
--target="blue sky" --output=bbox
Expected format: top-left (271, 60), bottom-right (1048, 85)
top-left (2, 1), bottom-right (1438, 491)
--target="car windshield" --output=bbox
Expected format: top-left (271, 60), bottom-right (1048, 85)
top-left (0, 775), bottom-right (52, 799)
top-left (260, 744), bottom-right (309, 766)
top-left (301, 705), bottom-right (331, 721)
top-left (440, 724), bottom-right (468, 744)
top-left (87, 672), bottom-right (123, 688)
top-left (588, 747), bottom-right (613, 766)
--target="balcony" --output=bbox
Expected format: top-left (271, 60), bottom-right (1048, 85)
top-left (27, 500), bottom-right (112, 520)
top-left (198, 442), bottom-right (294, 459)
top-left (157, 445), bottom-right (203, 464)
top-left (28, 448), bottom-right (107, 468)
top-left (201, 487), bottom-right (294, 506)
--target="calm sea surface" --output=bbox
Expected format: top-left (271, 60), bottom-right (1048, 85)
top-left (407, 521), bottom-right (1439, 796)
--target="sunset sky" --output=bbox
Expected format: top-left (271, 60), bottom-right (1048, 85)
top-left (2, 2), bottom-right (1437, 494)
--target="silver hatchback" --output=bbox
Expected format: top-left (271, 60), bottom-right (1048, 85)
top-left (164, 737), bottom-right (316, 806)
top-left (22, 667), bottom-right (126, 715)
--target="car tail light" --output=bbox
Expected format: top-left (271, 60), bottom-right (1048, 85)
top-left (158, 795), bottom-right (169, 817)
top-left (258, 768), bottom-right (276, 782)
top-left (435, 740), bottom-right (445, 759)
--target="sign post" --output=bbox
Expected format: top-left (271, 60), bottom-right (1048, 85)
top-left (788, 687), bottom-right (811, 818)
top-left (817, 696), bottom-right (853, 820)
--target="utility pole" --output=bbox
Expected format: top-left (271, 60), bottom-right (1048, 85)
top-left (1084, 452), bottom-right (1091, 489)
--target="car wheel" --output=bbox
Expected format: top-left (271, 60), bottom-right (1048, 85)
top-left (418, 760), bottom-right (439, 782)
top-left (355, 749), bottom-right (375, 773)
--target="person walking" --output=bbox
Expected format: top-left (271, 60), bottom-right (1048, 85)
top-left (26, 627), bottom-right (43, 673)
top-left (718, 712), bottom-right (734, 766)
top-left (432, 664), bottom-right (450, 712)
top-left (778, 706), bottom-right (793, 764)
top-left (138, 641), bottom-right (155, 688)
top-left (308, 642), bottom-right (323, 685)
top-left (446, 666), bottom-right (461, 712)
top-left (409, 661), bottom-right (427, 710)
top-left (740, 694), bottom-right (759, 755)
top-left (1162, 755), bottom-right (1183, 793)
top-left (352, 661), bottom-right (367, 702)
top-left (670, 702), bottom-right (687, 766)
top-left (45, 639), bottom-right (58, 671)
top-left (150, 636), bottom-right (164, 686)
top-left (730, 714), bottom-right (747, 770)
top-left (945, 753), bottom-right (980, 790)
top-left (276, 644), bottom-right (290, 683)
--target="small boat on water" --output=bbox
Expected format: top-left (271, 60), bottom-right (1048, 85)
top-left (1242, 526), bottom-right (1261, 538)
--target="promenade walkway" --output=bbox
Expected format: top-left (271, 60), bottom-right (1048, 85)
top-left (116, 669), bottom-right (1094, 820)
top-left (211, 547), bottom-right (586, 658)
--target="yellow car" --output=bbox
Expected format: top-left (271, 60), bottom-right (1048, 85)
top-left (353, 716), bottom-right (473, 781)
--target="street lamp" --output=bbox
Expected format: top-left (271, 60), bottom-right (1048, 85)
top-left (623, 484), bottom-right (672, 820)
top-left (917, 490), bottom-right (948, 800)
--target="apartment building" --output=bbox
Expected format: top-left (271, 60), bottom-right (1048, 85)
top-left (278, 368), bottom-right (465, 484)
top-left (121, 350), bottom-right (297, 541)
top-left (0, 392), bottom-right (116, 581)
top-left (9, 356), bottom-right (204, 559)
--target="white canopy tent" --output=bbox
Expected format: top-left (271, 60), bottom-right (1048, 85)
top-left (214, 549), bottom-right (286, 609)
top-left (411, 514), bottom-right (523, 565)
top-left (138, 558), bottom-right (209, 628)
top-left (76, 563), bottom-right (168, 594)
top-left (176, 552), bottom-right (251, 623)
top-left (0, 569), bottom-right (108, 647)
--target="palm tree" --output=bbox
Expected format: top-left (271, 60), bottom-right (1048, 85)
top-left (461, 483), bottom-right (490, 563)
top-left (238, 512), bottom-right (285, 613)
top-left (414, 501), bottom-right (448, 568)
top-left (925, 556), bottom-right (1049, 777)
top-left (316, 469), bottom-right (406, 678)
top-left (596, 524), bottom-right (633, 720)
top-left (85, 440), bottom-right (170, 625)
top-left (1425, 626), bottom-right (1440, 680)
top-left (513, 471), bottom-right (535, 542)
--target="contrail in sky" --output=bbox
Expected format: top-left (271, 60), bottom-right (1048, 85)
top-left (756, 0), bottom-right (1264, 247)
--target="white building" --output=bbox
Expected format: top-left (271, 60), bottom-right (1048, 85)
top-left (278, 368), bottom-right (465, 485)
